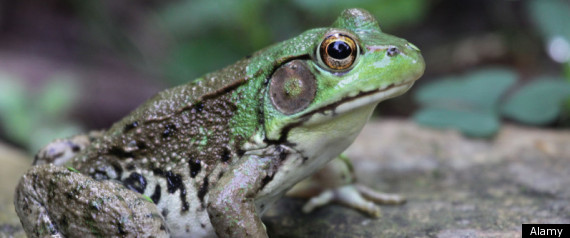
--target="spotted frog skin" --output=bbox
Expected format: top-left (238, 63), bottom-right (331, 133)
top-left (15, 8), bottom-right (424, 238)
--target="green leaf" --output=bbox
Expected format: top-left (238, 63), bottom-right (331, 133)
top-left (502, 77), bottom-right (570, 125)
top-left (413, 108), bottom-right (500, 138)
top-left (528, 0), bottom-right (570, 63)
top-left (67, 167), bottom-right (80, 173)
top-left (415, 68), bottom-right (517, 112)
top-left (36, 74), bottom-right (79, 120)
top-left (528, 0), bottom-right (570, 41)
top-left (413, 68), bottom-right (516, 137)
top-left (142, 194), bottom-right (154, 203)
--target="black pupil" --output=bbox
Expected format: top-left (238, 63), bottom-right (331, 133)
top-left (327, 41), bottom-right (352, 59)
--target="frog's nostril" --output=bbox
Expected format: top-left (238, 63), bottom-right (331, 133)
top-left (387, 47), bottom-right (400, 57)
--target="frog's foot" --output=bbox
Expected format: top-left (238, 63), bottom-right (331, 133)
top-left (34, 131), bottom-right (102, 166)
top-left (288, 154), bottom-right (405, 218)
top-left (15, 164), bottom-right (169, 237)
top-left (301, 184), bottom-right (405, 218)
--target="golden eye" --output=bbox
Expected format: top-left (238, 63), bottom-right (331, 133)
top-left (318, 33), bottom-right (358, 71)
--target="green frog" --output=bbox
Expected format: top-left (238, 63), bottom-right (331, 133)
top-left (15, 8), bottom-right (424, 238)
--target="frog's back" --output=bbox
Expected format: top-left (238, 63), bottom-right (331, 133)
top-left (124, 58), bottom-right (252, 123)
top-left (71, 57), bottom-right (257, 171)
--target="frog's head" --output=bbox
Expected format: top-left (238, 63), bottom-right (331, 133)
top-left (263, 8), bottom-right (424, 157)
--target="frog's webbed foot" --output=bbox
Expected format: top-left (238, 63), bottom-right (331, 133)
top-left (34, 131), bottom-right (102, 166)
top-left (288, 155), bottom-right (405, 218)
top-left (301, 184), bottom-right (405, 218)
top-left (15, 164), bottom-right (169, 237)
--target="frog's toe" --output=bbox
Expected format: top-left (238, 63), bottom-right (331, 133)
top-left (355, 184), bottom-right (406, 205)
top-left (302, 185), bottom-right (382, 217)
top-left (332, 185), bottom-right (383, 218)
top-left (301, 190), bottom-right (334, 214)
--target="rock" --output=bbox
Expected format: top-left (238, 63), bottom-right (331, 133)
top-left (2, 120), bottom-right (569, 237)
top-left (263, 120), bottom-right (570, 237)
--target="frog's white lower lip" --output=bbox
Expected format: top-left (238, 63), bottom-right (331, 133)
top-left (335, 81), bottom-right (414, 114)
top-left (303, 81), bottom-right (415, 117)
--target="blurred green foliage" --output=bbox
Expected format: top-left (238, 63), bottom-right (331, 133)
top-left (414, 69), bottom-right (570, 137)
top-left (0, 73), bottom-right (82, 152)
top-left (413, 68), bottom-right (516, 137)
top-left (414, 0), bottom-right (570, 137)
top-left (528, 0), bottom-right (570, 117)
top-left (502, 78), bottom-right (570, 125)
top-left (0, 0), bottom-right (429, 151)
top-left (529, 0), bottom-right (570, 41)
top-left (68, 0), bottom-right (428, 86)
top-left (528, 0), bottom-right (570, 77)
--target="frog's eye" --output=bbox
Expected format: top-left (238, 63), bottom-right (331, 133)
top-left (317, 33), bottom-right (359, 71)
top-left (269, 60), bottom-right (317, 115)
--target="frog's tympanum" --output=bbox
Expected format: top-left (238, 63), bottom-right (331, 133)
top-left (15, 8), bottom-right (424, 238)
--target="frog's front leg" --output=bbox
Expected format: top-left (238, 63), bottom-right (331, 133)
top-left (15, 164), bottom-right (169, 237)
top-left (208, 154), bottom-right (279, 238)
top-left (288, 154), bottom-right (405, 217)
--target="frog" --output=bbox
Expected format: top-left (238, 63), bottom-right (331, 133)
top-left (14, 8), bottom-right (424, 238)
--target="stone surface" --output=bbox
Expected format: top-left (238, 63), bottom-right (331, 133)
top-left (0, 143), bottom-right (29, 238)
top-left (1, 119), bottom-right (569, 237)
top-left (263, 119), bottom-right (570, 237)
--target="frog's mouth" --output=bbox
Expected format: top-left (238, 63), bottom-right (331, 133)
top-left (302, 80), bottom-right (415, 118)
top-left (273, 80), bottom-right (415, 143)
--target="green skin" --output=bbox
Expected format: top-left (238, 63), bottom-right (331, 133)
top-left (14, 8), bottom-right (424, 238)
